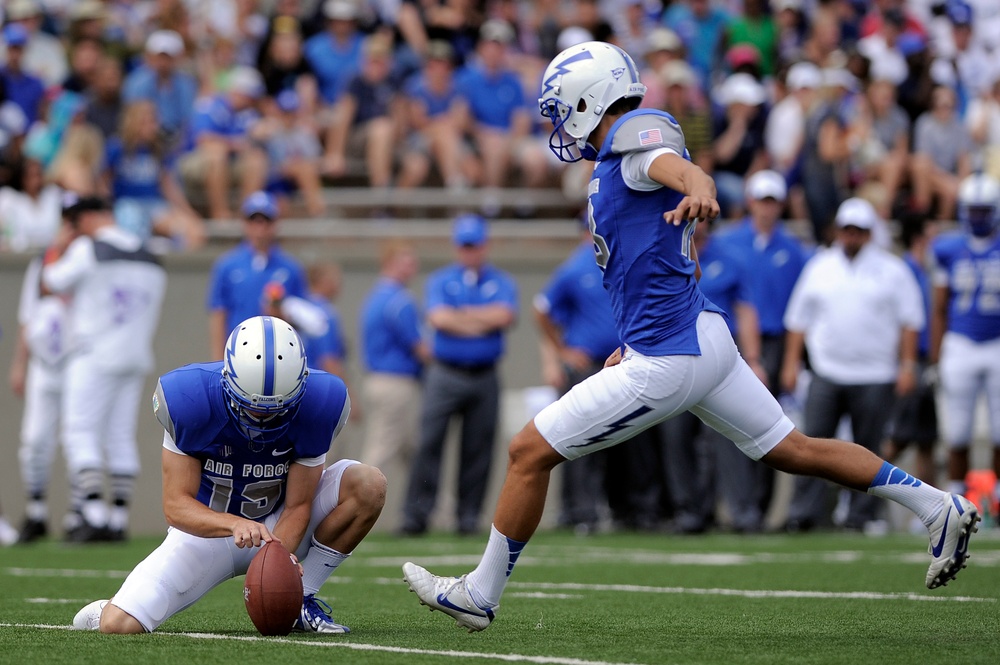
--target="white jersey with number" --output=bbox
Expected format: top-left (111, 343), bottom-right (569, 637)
top-left (42, 226), bottom-right (166, 373)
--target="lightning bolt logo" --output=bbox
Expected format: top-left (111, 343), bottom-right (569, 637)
top-left (540, 50), bottom-right (594, 97)
top-left (570, 405), bottom-right (653, 447)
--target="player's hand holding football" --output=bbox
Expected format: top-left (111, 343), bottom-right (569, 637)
top-left (232, 519), bottom-right (276, 549)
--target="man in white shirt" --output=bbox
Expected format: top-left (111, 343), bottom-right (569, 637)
top-left (41, 196), bottom-right (167, 542)
top-left (780, 198), bottom-right (925, 532)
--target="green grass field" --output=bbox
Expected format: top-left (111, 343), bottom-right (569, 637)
top-left (2, 529), bottom-right (999, 664)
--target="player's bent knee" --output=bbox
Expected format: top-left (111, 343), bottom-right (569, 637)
top-left (343, 464), bottom-right (387, 514)
top-left (99, 603), bottom-right (146, 635)
top-left (508, 422), bottom-right (565, 472)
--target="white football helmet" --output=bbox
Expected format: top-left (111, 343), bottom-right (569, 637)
top-left (221, 316), bottom-right (308, 445)
top-left (957, 173), bottom-right (1000, 237)
top-left (538, 41), bottom-right (646, 163)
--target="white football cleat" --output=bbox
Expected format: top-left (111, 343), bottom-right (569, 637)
top-left (72, 600), bottom-right (109, 631)
top-left (402, 562), bottom-right (496, 632)
top-left (292, 595), bottom-right (350, 634)
top-left (926, 493), bottom-right (980, 589)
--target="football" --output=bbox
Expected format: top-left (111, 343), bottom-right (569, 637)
top-left (244, 540), bottom-right (303, 636)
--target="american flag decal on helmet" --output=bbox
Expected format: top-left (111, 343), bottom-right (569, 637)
top-left (638, 128), bottom-right (662, 146)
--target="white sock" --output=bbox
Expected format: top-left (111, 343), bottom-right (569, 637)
top-left (300, 536), bottom-right (349, 596)
top-left (867, 461), bottom-right (946, 527)
top-left (26, 500), bottom-right (47, 522)
top-left (108, 506), bottom-right (129, 531)
top-left (82, 499), bottom-right (108, 528)
top-left (466, 524), bottom-right (527, 608)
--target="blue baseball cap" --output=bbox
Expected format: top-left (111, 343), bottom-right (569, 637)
top-left (241, 191), bottom-right (278, 220)
top-left (947, 0), bottom-right (973, 26)
top-left (3, 23), bottom-right (30, 48)
top-left (452, 214), bottom-right (488, 247)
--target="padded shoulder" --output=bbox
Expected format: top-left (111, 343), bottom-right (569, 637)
top-left (609, 110), bottom-right (685, 156)
top-left (156, 362), bottom-right (228, 453)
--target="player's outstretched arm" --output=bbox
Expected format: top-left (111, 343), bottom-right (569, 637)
top-left (647, 152), bottom-right (720, 226)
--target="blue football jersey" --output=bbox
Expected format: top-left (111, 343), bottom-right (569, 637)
top-left (932, 231), bottom-right (1000, 342)
top-left (590, 109), bottom-right (723, 355)
top-left (153, 362), bottom-right (350, 521)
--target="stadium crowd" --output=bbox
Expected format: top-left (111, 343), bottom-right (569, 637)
top-left (1, 0), bottom-right (999, 545)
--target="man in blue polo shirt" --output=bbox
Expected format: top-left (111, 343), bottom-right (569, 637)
top-left (303, 0), bottom-right (364, 106)
top-left (121, 30), bottom-right (197, 150)
top-left (205, 191), bottom-right (326, 358)
top-left (359, 240), bottom-right (428, 498)
top-left (400, 215), bottom-right (518, 536)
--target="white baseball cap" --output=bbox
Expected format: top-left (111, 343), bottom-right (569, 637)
top-left (146, 30), bottom-right (184, 57)
top-left (745, 170), bottom-right (787, 202)
top-left (227, 66), bottom-right (264, 99)
top-left (786, 61), bottom-right (822, 91)
top-left (835, 197), bottom-right (878, 230)
top-left (323, 0), bottom-right (358, 20)
top-left (717, 73), bottom-right (767, 106)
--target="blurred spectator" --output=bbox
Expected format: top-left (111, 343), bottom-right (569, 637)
top-left (0, 24), bottom-right (46, 125)
top-left (663, 0), bottom-right (730, 92)
top-left (857, 7), bottom-right (910, 87)
top-left (968, 72), bottom-right (1000, 181)
top-left (261, 90), bottom-right (325, 217)
top-left (323, 33), bottom-right (398, 189)
top-left (0, 157), bottom-right (61, 252)
top-left (724, 0), bottom-right (777, 77)
top-left (397, 39), bottom-right (472, 189)
top-left (258, 14), bottom-right (320, 106)
top-left (850, 76), bottom-right (911, 218)
top-left (61, 36), bottom-right (105, 94)
top-left (910, 85), bottom-right (973, 220)
top-left (122, 30), bottom-right (198, 151)
top-left (711, 72), bottom-right (769, 219)
top-left (148, 0), bottom-right (193, 46)
top-left (0, 0), bottom-right (69, 88)
top-left (638, 27), bottom-right (684, 111)
top-left (359, 239), bottom-right (427, 482)
top-left (105, 100), bottom-right (204, 250)
top-left (83, 56), bottom-right (124, 140)
top-left (860, 0), bottom-right (927, 41)
top-left (801, 5), bottom-right (845, 70)
top-left (455, 19), bottom-right (533, 198)
top-left (66, 0), bottom-right (110, 44)
top-left (615, 0), bottom-right (658, 64)
top-left (724, 43), bottom-right (764, 81)
top-left (178, 66), bottom-right (266, 220)
top-left (765, 61), bottom-right (820, 188)
top-left (201, 0), bottom-right (268, 68)
top-left (196, 35), bottom-right (239, 96)
top-left (46, 123), bottom-right (105, 196)
top-left (782, 198), bottom-right (924, 533)
top-left (205, 191), bottom-right (326, 357)
top-left (929, 1), bottom-right (992, 117)
top-left (303, 261), bottom-right (349, 381)
top-left (800, 70), bottom-right (853, 244)
top-left (774, 0), bottom-right (808, 66)
top-left (400, 214), bottom-right (518, 536)
top-left (660, 60), bottom-right (713, 173)
top-left (304, 0), bottom-right (364, 107)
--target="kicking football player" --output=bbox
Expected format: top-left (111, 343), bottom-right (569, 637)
top-left (402, 41), bottom-right (981, 632)
top-left (930, 174), bottom-right (1000, 518)
top-left (72, 316), bottom-right (386, 634)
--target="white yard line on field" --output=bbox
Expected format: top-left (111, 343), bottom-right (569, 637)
top-left (0, 623), bottom-right (648, 665)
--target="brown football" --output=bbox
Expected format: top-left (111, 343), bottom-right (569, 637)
top-left (244, 540), bottom-right (303, 636)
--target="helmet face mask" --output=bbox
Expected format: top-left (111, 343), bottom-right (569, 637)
top-left (958, 174), bottom-right (1000, 238)
top-left (221, 316), bottom-right (308, 449)
top-left (538, 41), bottom-right (646, 163)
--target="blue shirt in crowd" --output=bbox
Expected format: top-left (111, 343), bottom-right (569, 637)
top-left (121, 65), bottom-right (198, 138)
top-left (206, 243), bottom-right (310, 337)
top-left (718, 219), bottom-right (809, 336)
top-left (455, 65), bottom-right (527, 130)
top-left (360, 277), bottom-right (424, 377)
top-left (404, 73), bottom-right (459, 119)
top-left (105, 139), bottom-right (174, 200)
top-left (1, 68), bottom-right (45, 123)
top-left (536, 242), bottom-right (620, 361)
top-left (425, 263), bottom-right (518, 366)
top-left (303, 32), bottom-right (363, 104)
top-left (188, 95), bottom-right (259, 149)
